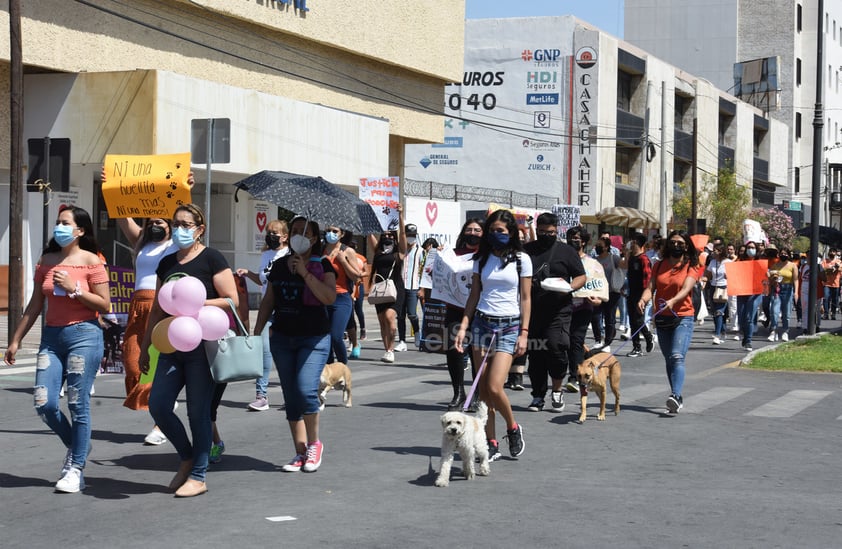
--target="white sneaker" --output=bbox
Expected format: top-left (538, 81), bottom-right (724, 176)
top-left (712, 337), bottom-right (722, 345)
top-left (144, 427), bottom-right (168, 446)
top-left (394, 341), bottom-right (408, 352)
top-left (767, 333), bottom-right (778, 342)
top-left (381, 351), bottom-right (395, 363)
top-left (55, 467), bottom-right (85, 493)
top-left (781, 332), bottom-right (789, 342)
top-left (733, 335), bottom-right (741, 341)
top-left (600, 345), bottom-right (611, 354)
top-left (591, 341), bottom-right (605, 350)
top-left (730, 325), bottom-right (740, 332)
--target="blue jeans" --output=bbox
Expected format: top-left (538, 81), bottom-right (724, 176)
top-left (778, 284), bottom-right (794, 332)
top-left (737, 294), bottom-right (761, 347)
top-left (823, 286), bottom-right (839, 318)
top-left (470, 313), bottom-right (519, 355)
top-left (398, 289), bottom-right (420, 341)
top-left (711, 295), bottom-right (728, 337)
top-left (149, 347), bottom-right (216, 482)
top-left (255, 321), bottom-right (273, 398)
top-left (655, 316), bottom-right (694, 398)
top-left (327, 292), bottom-right (353, 364)
top-left (768, 293), bottom-right (781, 332)
top-left (270, 333), bottom-right (331, 421)
top-left (34, 320), bottom-right (103, 469)
top-left (354, 284), bottom-right (366, 330)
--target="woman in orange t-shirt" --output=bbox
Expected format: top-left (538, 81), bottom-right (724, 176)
top-left (639, 230), bottom-right (702, 414)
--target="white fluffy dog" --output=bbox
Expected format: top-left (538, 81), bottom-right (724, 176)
top-left (435, 401), bottom-right (490, 487)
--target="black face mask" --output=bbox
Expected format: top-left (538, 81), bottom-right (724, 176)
top-left (570, 241), bottom-right (583, 251)
top-left (668, 243), bottom-right (685, 258)
top-left (265, 233), bottom-right (281, 250)
top-left (779, 255), bottom-right (790, 262)
top-left (594, 245), bottom-right (605, 255)
top-left (381, 237), bottom-right (395, 248)
top-left (148, 225), bottom-right (167, 242)
top-left (536, 233), bottom-right (557, 249)
top-left (463, 234), bottom-right (481, 247)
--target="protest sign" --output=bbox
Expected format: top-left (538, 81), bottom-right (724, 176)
top-left (100, 266), bottom-right (136, 374)
top-left (742, 219), bottom-right (767, 245)
top-left (419, 247), bottom-right (438, 289)
top-left (724, 260), bottom-right (769, 296)
top-left (552, 204), bottom-right (580, 234)
top-left (430, 247), bottom-right (474, 307)
top-left (360, 176), bottom-right (400, 231)
top-left (102, 153), bottom-right (191, 218)
top-left (572, 256), bottom-right (609, 301)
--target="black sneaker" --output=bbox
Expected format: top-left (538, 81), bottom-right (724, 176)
top-left (550, 391), bottom-right (565, 412)
top-left (487, 440), bottom-right (502, 462)
top-left (645, 337), bottom-right (654, 353)
top-left (627, 347), bottom-right (643, 357)
top-left (504, 425), bottom-right (525, 457)
top-left (666, 394), bottom-right (683, 414)
top-left (527, 397), bottom-right (544, 412)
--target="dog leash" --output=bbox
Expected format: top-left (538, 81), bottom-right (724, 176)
top-left (594, 300), bottom-right (674, 370)
top-left (462, 332), bottom-right (496, 412)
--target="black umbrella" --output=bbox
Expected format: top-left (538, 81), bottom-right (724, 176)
top-left (233, 170), bottom-right (384, 235)
top-left (796, 225), bottom-right (842, 249)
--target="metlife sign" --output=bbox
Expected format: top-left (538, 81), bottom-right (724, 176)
top-left (405, 17), bottom-right (579, 204)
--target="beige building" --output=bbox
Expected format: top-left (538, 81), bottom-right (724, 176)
top-left (0, 0), bottom-right (464, 297)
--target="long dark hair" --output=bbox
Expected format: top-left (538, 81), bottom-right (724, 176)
top-left (664, 229), bottom-right (700, 268)
top-left (454, 218), bottom-right (484, 249)
top-left (45, 205), bottom-right (100, 256)
top-left (474, 209), bottom-right (522, 268)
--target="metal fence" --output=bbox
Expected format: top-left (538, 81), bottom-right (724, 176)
top-left (404, 178), bottom-right (562, 210)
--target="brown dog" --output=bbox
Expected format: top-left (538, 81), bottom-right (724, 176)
top-left (576, 352), bottom-right (621, 423)
top-left (318, 361), bottom-right (352, 411)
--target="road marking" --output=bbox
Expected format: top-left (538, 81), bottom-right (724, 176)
top-left (266, 516), bottom-right (297, 522)
top-left (682, 387), bottom-right (753, 413)
top-left (616, 383), bottom-right (668, 403)
top-left (0, 364), bottom-right (37, 376)
top-left (746, 390), bottom-right (832, 418)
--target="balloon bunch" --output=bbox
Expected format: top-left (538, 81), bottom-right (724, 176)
top-left (150, 276), bottom-right (230, 353)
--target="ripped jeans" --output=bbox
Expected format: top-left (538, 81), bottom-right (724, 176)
top-left (34, 320), bottom-right (103, 470)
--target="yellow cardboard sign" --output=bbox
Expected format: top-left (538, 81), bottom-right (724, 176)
top-left (103, 153), bottom-right (191, 218)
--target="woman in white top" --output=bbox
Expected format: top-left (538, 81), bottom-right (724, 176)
top-left (236, 219), bottom-right (289, 411)
top-left (455, 209), bottom-right (531, 460)
top-left (703, 242), bottom-right (732, 345)
top-left (117, 216), bottom-right (177, 445)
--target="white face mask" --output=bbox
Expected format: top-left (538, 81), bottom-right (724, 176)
top-left (290, 234), bottom-right (312, 255)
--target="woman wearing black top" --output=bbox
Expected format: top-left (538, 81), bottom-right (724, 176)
top-left (367, 205), bottom-right (407, 363)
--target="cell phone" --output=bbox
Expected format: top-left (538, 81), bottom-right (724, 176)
top-left (53, 271), bottom-right (68, 296)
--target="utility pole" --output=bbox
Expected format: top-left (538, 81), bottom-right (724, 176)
top-left (8, 0), bottom-right (23, 341)
top-left (691, 118), bottom-right (698, 234)
top-left (808, 0), bottom-right (825, 335)
top-left (659, 81), bottom-right (668, 233)
top-left (637, 81), bottom-right (652, 212)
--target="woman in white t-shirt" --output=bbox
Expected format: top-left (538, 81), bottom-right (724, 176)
top-left (236, 219), bottom-right (289, 411)
top-left (117, 216), bottom-right (178, 444)
top-left (455, 209), bottom-right (531, 460)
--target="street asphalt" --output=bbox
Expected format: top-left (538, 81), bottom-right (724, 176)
top-left (1, 309), bottom-right (841, 549)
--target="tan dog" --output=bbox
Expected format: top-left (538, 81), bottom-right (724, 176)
top-left (576, 352), bottom-right (621, 423)
top-left (318, 361), bottom-right (352, 411)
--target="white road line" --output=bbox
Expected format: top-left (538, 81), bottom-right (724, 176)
top-left (683, 387), bottom-right (754, 414)
top-left (746, 390), bottom-right (833, 418)
top-left (616, 383), bottom-right (669, 403)
top-left (0, 364), bottom-right (37, 376)
top-left (266, 516), bottom-right (297, 522)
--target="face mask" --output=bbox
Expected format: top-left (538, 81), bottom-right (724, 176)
top-left (594, 245), bottom-right (605, 255)
top-left (669, 247), bottom-right (684, 258)
top-left (463, 234), bottom-right (481, 247)
top-left (746, 248), bottom-right (757, 258)
top-left (325, 231), bottom-right (340, 245)
top-left (488, 231), bottom-right (510, 250)
top-left (407, 237), bottom-right (417, 246)
top-left (53, 224), bottom-right (77, 248)
top-left (173, 227), bottom-right (197, 250)
top-left (780, 255), bottom-right (789, 262)
top-left (265, 233), bottom-right (282, 250)
top-left (381, 237), bottom-right (395, 248)
top-left (290, 234), bottom-right (312, 255)
top-left (148, 225), bottom-right (167, 242)
top-left (536, 233), bottom-right (556, 248)
top-left (570, 241), bottom-right (583, 251)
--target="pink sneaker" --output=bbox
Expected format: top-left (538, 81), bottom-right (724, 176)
top-left (281, 454), bottom-right (305, 472)
top-left (302, 441), bottom-right (323, 473)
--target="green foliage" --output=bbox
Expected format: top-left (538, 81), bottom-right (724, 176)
top-left (672, 166), bottom-right (749, 244)
top-left (792, 236), bottom-right (811, 254)
top-left (748, 206), bottom-right (797, 250)
top-left (744, 334), bottom-right (842, 372)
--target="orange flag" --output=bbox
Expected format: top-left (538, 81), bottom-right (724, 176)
top-left (724, 260), bottom-right (769, 296)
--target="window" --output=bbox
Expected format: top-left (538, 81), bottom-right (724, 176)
top-left (674, 95), bottom-right (690, 130)
top-left (796, 58), bottom-right (802, 86)
top-left (795, 167), bottom-right (800, 194)
top-left (617, 71), bottom-right (632, 111)
top-left (797, 4), bottom-right (802, 32)
top-left (796, 112), bottom-right (802, 140)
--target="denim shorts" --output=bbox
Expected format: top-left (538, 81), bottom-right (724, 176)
top-left (470, 312), bottom-right (520, 355)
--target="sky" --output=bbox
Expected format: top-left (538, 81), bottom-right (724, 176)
top-left (465, 0), bottom-right (625, 38)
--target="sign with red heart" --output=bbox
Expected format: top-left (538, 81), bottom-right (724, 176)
top-left (256, 211), bottom-right (267, 233)
top-left (425, 202), bottom-right (438, 226)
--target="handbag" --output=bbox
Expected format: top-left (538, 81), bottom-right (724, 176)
top-left (204, 298), bottom-right (263, 383)
top-left (654, 313), bottom-right (682, 330)
top-left (712, 286), bottom-right (728, 303)
top-left (368, 260), bottom-right (398, 305)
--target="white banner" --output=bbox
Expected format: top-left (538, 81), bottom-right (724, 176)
top-left (405, 197), bottom-right (463, 249)
top-left (430, 247), bottom-right (475, 308)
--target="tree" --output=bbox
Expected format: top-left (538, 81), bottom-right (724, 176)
top-left (672, 165), bottom-right (749, 244)
top-left (748, 206), bottom-right (797, 250)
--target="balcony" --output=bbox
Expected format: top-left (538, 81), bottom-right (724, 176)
top-left (718, 145), bottom-right (735, 170)
top-left (616, 110), bottom-right (644, 147)
top-left (753, 157), bottom-right (769, 182)
top-left (674, 129), bottom-right (693, 162)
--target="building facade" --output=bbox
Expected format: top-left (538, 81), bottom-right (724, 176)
top-left (404, 16), bottom-right (788, 229)
top-left (626, 0), bottom-right (842, 227)
top-left (0, 0), bottom-right (464, 298)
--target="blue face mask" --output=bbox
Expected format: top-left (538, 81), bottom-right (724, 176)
top-left (173, 227), bottom-right (197, 250)
top-left (488, 231), bottom-right (510, 250)
top-left (325, 231), bottom-right (340, 244)
top-left (53, 224), bottom-right (77, 248)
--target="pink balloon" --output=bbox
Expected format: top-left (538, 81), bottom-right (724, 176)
top-left (158, 281), bottom-right (179, 316)
top-left (167, 316), bottom-right (204, 352)
top-left (171, 276), bottom-right (207, 317)
top-left (197, 305), bottom-right (230, 341)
